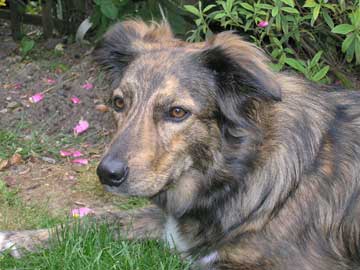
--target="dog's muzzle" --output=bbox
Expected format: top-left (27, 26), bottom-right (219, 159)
top-left (96, 155), bottom-right (129, 187)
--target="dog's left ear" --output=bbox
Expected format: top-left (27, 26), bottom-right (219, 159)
top-left (197, 32), bottom-right (281, 104)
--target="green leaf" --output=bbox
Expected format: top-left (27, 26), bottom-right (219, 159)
top-left (100, 0), bottom-right (118, 20)
top-left (322, 4), bottom-right (335, 12)
top-left (271, 48), bottom-right (281, 58)
top-left (311, 5), bottom-right (320, 26)
top-left (284, 47), bottom-right (295, 54)
top-left (280, 0), bottom-right (295, 7)
top-left (312, 66), bottom-right (329, 82)
top-left (279, 53), bottom-right (286, 65)
top-left (355, 36), bottom-right (360, 65)
top-left (303, 0), bottom-right (316, 8)
top-left (331, 24), bottom-right (356, 35)
top-left (226, 0), bottom-right (234, 12)
top-left (285, 58), bottom-right (306, 73)
top-left (212, 13), bottom-right (226, 20)
top-left (272, 37), bottom-right (282, 48)
top-left (322, 10), bottom-right (334, 29)
top-left (240, 3), bottom-right (254, 11)
top-left (255, 3), bottom-right (273, 10)
top-left (20, 37), bottom-right (35, 56)
top-left (203, 4), bottom-right (216, 13)
top-left (310, 51), bottom-right (323, 68)
top-left (342, 34), bottom-right (355, 52)
top-left (244, 20), bottom-right (252, 31)
top-left (345, 41), bottom-right (355, 63)
top-left (272, 6), bottom-right (279, 17)
top-left (281, 7), bottom-right (299, 14)
top-left (184, 5), bottom-right (200, 16)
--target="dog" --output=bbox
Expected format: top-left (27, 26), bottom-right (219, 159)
top-left (1, 20), bottom-right (360, 269)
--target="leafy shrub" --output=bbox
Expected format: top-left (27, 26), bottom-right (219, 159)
top-left (184, 0), bottom-right (360, 85)
top-left (90, 0), bottom-right (190, 39)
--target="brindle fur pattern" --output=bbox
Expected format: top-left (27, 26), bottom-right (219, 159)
top-left (1, 20), bottom-right (360, 269)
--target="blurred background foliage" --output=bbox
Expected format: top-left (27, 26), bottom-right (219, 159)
top-left (4, 0), bottom-right (360, 86)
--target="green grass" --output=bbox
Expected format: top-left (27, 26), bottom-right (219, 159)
top-left (0, 180), bottom-right (63, 230)
top-left (0, 221), bottom-right (189, 270)
top-left (0, 127), bottom-right (102, 160)
top-left (0, 127), bottom-right (186, 269)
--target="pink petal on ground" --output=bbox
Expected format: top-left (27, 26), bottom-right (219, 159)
top-left (81, 82), bottom-right (94, 90)
top-left (60, 150), bottom-right (72, 157)
top-left (257, 21), bottom-right (269, 28)
top-left (46, 78), bottom-right (56, 84)
top-left (71, 207), bottom-right (94, 218)
top-left (71, 96), bottom-right (80, 104)
top-left (72, 158), bottom-right (88, 165)
top-left (29, 93), bottom-right (44, 103)
top-left (73, 120), bottom-right (89, 135)
top-left (13, 83), bottom-right (22, 89)
top-left (72, 151), bottom-right (83, 157)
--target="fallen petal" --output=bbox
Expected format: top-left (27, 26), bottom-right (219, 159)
top-left (81, 82), bottom-right (94, 90)
top-left (72, 151), bottom-right (83, 157)
top-left (13, 83), bottom-right (22, 89)
top-left (46, 78), bottom-right (56, 84)
top-left (71, 207), bottom-right (94, 218)
top-left (10, 153), bottom-right (23, 165)
top-left (71, 96), bottom-right (80, 104)
top-left (60, 150), bottom-right (72, 157)
top-left (72, 158), bottom-right (88, 165)
top-left (29, 93), bottom-right (44, 103)
top-left (73, 120), bottom-right (89, 135)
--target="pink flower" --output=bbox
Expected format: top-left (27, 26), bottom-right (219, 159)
top-left (71, 207), bottom-right (94, 218)
top-left (81, 82), bottom-right (93, 90)
top-left (46, 78), bottom-right (56, 84)
top-left (71, 96), bottom-right (80, 104)
top-left (73, 120), bottom-right (89, 135)
top-left (257, 21), bottom-right (269, 28)
top-left (29, 93), bottom-right (44, 103)
top-left (72, 158), bottom-right (88, 165)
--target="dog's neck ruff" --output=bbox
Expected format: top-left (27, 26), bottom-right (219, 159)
top-left (163, 215), bottom-right (219, 268)
top-left (163, 215), bottom-right (189, 252)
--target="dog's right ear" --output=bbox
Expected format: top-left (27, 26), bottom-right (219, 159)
top-left (94, 20), bottom-right (174, 79)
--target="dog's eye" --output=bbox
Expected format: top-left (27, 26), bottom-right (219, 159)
top-left (113, 97), bottom-right (125, 111)
top-left (168, 107), bottom-right (189, 121)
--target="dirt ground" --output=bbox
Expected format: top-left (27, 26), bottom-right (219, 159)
top-left (0, 19), bottom-right (134, 220)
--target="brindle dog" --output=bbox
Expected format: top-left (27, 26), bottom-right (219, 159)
top-left (1, 20), bottom-right (360, 270)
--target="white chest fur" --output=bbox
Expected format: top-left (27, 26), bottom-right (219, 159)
top-left (163, 216), bottom-right (190, 253)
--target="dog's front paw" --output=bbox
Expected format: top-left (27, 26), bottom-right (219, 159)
top-left (0, 231), bottom-right (23, 258)
top-left (0, 229), bottom-right (50, 258)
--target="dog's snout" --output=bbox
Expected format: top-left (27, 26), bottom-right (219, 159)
top-left (97, 156), bottom-right (129, 187)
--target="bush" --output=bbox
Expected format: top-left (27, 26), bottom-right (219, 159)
top-left (184, 0), bottom-right (360, 85)
top-left (90, 0), bottom-right (191, 39)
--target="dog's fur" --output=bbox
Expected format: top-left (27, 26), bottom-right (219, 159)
top-left (2, 20), bottom-right (360, 269)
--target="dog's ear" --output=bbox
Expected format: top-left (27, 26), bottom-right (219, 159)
top-left (197, 32), bottom-right (281, 114)
top-left (94, 20), bottom-right (174, 79)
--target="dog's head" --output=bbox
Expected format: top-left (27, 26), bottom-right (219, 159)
top-left (94, 20), bottom-right (281, 201)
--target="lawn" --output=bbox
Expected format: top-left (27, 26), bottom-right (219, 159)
top-left (0, 131), bottom-right (189, 270)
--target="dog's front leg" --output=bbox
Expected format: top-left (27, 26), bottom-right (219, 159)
top-left (0, 205), bottom-right (165, 258)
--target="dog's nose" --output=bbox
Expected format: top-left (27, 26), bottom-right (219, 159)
top-left (97, 156), bottom-right (129, 187)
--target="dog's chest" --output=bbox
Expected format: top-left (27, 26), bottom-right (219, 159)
top-left (163, 216), bottom-right (190, 252)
